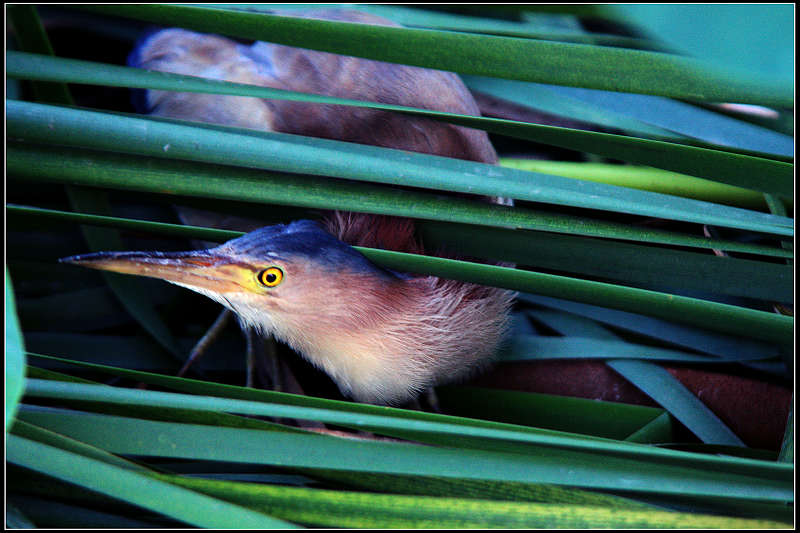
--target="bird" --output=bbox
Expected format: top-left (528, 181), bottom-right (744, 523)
top-left (61, 221), bottom-right (513, 405)
top-left (61, 8), bottom-right (515, 405)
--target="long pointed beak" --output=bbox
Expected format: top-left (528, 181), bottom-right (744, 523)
top-left (59, 249), bottom-right (252, 293)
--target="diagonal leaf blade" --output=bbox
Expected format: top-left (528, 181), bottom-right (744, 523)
top-left (6, 435), bottom-right (299, 528)
top-left (606, 360), bottom-right (745, 446)
top-left (8, 147), bottom-right (792, 259)
top-left (5, 269), bottom-right (27, 434)
top-left (6, 100), bottom-right (793, 234)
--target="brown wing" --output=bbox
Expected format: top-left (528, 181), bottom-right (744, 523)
top-left (133, 9), bottom-right (504, 254)
top-left (134, 9), bottom-right (496, 164)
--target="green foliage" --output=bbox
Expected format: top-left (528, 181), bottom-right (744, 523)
top-left (5, 270), bottom-right (26, 434)
top-left (6, 4), bottom-right (793, 529)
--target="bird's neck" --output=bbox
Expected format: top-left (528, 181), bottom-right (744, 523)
top-left (259, 275), bottom-right (418, 402)
top-left (267, 275), bottom-right (512, 404)
top-left (324, 212), bottom-right (423, 255)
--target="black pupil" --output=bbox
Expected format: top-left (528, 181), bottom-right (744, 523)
top-left (265, 272), bottom-right (277, 284)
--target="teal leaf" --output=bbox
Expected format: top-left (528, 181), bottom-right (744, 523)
top-left (5, 268), bottom-right (26, 434)
top-left (606, 360), bottom-right (745, 446)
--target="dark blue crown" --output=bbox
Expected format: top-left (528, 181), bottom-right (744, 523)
top-left (223, 220), bottom-right (396, 278)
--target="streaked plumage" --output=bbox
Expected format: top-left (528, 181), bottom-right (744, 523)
top-left (63, 9), bottom-right (515, 405)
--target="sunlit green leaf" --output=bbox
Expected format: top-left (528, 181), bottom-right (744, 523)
top-left (498, 159), bottom-right (786, 210)
top-left (156, 470), bottom-right (789, 529)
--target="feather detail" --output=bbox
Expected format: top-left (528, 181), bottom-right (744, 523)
top-left (234, 265), bottom-right (514, 405)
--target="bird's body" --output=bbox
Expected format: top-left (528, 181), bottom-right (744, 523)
top-left (129, 8), bottom-right (498, 165)
top-left (63, 9), bottom-right (514, 405)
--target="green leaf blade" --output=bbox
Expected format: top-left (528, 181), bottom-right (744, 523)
top-left (6, 100), bottom-right (793, 233)
top-left (6, 435), bottom-right (300, 529)
top-left (5, 269), bottom-right (27, 434)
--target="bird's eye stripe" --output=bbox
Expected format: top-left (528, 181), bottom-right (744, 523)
top-left (258, 267), bottom-right (284, 287)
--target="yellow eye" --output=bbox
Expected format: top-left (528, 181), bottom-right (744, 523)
top-left (257, 267), bottom-right (284, 287)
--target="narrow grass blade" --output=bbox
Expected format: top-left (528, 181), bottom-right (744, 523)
top-left (27, 387), bottom-right (299, 437)
top-left (25, 353), bottom-right (611, 446)
top-left (464, 74), bottom-right (683, 139)
top-left (526, 309), bottom-right (619, 340)
top-left (498, 159), bottom-right (783, 211)
top-left (418, 221), bottom-right (793, 302)
top-left (546, 85), bottom-right (794, 157)
top-left (26, 366), bottom-right (97, 385)
top-left (8, 203), bottom-right (240, 243)
top-left (358, 249), bottom-right (794, 347)
top-left (11, 419), bottom-right (146, 472)
top-left (518, 294), bottom-right (785, 361)
top-left (5, 269), bottom-right (26, 433)
top-left (606, 360), bottom-right (745, 446)
top-left (435, 386), bottom-right (667, 441)
top-left (7, 435), bottom-right (298, 528)
top-left (6, 5), bottom-right (73, 104)
top-left (778, 402), bottom-right (793, 463)
top-left (500, 336), bottom-right (775, 364)
top-left (624, 413), bottom-right (675, 444)
top-left (23, 365), bottom-right (299, 436)
top-left (265, 4), bottom-right (661, 48)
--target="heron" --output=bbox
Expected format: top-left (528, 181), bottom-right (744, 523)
top-left (61, 8), bottom-right (515, 405)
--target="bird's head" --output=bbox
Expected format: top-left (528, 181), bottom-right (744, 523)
top-left (60, 220), bottom-right (401, 338)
